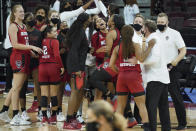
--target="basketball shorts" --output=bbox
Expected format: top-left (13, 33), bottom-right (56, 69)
top-left (116, 71), bottom-right (145, 97)
top-left (39, 63), bottom-right (61, 85)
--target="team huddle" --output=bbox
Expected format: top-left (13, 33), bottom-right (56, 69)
top-left (0, 0), bottom-right (187, 131)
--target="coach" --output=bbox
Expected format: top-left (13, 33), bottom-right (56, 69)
top-left (156, 13), bottom-right (187, 130)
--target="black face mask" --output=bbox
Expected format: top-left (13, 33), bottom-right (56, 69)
top-left (61, 28), bottom-right (69, 34)
top-left (51, 18), bottom-right (60, 25)
top-left (157, 24), bottom-right (166, 32)
top-left (86, 122), bottom-right (99, 131)
top-left (27, 20), bottom-right (36, 27)
top-left (133, 24), bottom-right (142, 31)
top-left (36, 15), bottom-right (44, 22)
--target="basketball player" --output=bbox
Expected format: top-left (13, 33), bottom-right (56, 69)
top-left (109, 25), bottom-right (154, 131)
top-left (88, 14), bottom-right (124, 100)
top-left (0, 4), bottom-right (42, 125)
top-left (39, 26), bottom-right (64, 124)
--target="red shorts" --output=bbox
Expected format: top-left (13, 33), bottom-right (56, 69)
top-left (39, 63), bottom-right (61, 85)
top-left (61, 70), bottom-right (71, 83)
top-left (10, 53), bottom-right (30, 74)
top-left (116, 71), bottom-right (145, 97)
top-left (99, 58), bottom-right (119, 78)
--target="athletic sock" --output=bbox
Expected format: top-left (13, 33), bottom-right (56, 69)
top-left (21, 108), bottom-right (26, 112)
top-left (13, 110), bottom-right (19, 117)
top-left (125, 111), bottom-right (134, 118)
top-left (73, 112), bottom-right (77, 118)
top-left (42, 110), bottom-right (47, 117)
top-left (66, 115), bottom-right (74, 122)
top-left (34, 96), bottom-right (37, 101)
top-left (57, 107), bottom-right (62, 115)
top-left (58, 107), bottom-right (62, 112)
top-left (0, 105), bottom-right (9, 113)
top-left (52, 110), bottom-right (57, 116)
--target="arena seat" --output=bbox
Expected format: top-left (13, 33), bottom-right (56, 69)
top-left (187, 2), bottom-right (196, 13)
top-left (177, 55), bottom-right (196, 103)
top-left (169, 12), bottom-right (185, 29)
top-left (183, 18), bottom-right (196, 27)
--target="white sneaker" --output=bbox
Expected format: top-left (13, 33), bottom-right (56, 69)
top-left (21, 111), bottom-right (30, 121)
top-left (0, 111), bottom-right (11, 123)
top-left (19, 115), bottom-right (32, 125)
top-left (10, 114), bottom-right (21, 126)
top-left (57, 112), bottom-right (65, 122)
top-left (77, 115), bottom-right (85, 124)
top-left (37, 111), bottom-right (43, 122)
top-left (10, 113), bottom-right (31, 126)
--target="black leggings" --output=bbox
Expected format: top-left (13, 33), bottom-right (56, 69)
top-left (88, 68), bottom-right (112, 94)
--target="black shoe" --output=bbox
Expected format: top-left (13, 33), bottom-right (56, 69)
top-left (175, 125), bottom-right (187, 130)
top-left (143, 123), bottom-right (150, 131)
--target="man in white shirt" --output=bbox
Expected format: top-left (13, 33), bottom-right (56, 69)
top-left (156, 13), bottom-right (187, 130)
top-left (142, 19), bottom-right (171, 131)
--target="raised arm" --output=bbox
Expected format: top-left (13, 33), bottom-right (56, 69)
top-left (134, 39), bottom-right (156, 63)
top-left (85, 8), bottom-right (100, 15)
top-left (60, 0), bottom-right (94, 21)
top-left (94, 0), bottom-right (107, 17)
top-left (82, 0), bottom-right (94, 10)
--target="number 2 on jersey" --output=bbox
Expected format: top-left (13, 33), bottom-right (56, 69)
top-left (43, 46), bottom-right (48, 55)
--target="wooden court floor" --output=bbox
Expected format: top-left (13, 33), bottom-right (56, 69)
top-left (0, 94), bottom-right (196, 131)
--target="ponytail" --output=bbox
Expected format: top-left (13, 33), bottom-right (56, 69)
top-left (10, 4), bottom-right (23, 23)
top-left (121, 25), bottom-right (135, 59)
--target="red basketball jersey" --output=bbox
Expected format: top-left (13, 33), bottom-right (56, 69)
top-left (99, 28), bottom-right (121, 70)
top-left (109, 28), bottom-right (121, 57)
top-left (118, 43), bottom-right (141, 72)
top-left (39, 38), bottom-right (63, 68)
top-left (10, 22), bottom-right (30, 54)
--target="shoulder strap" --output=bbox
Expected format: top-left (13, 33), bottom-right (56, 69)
top-left (96, 31), bottom-right (100, 47)
top-left (13, 22), bottom-right (20, 29)
top-left (117, 38), bottom-right (122, 57)
top-left (114, 28), bottom-right (120, 42)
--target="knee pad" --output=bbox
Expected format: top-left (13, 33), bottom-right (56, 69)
top-left (41, 96), bottom-right (48, 108)
top-left (51, 96), bottom-right (58, 107)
